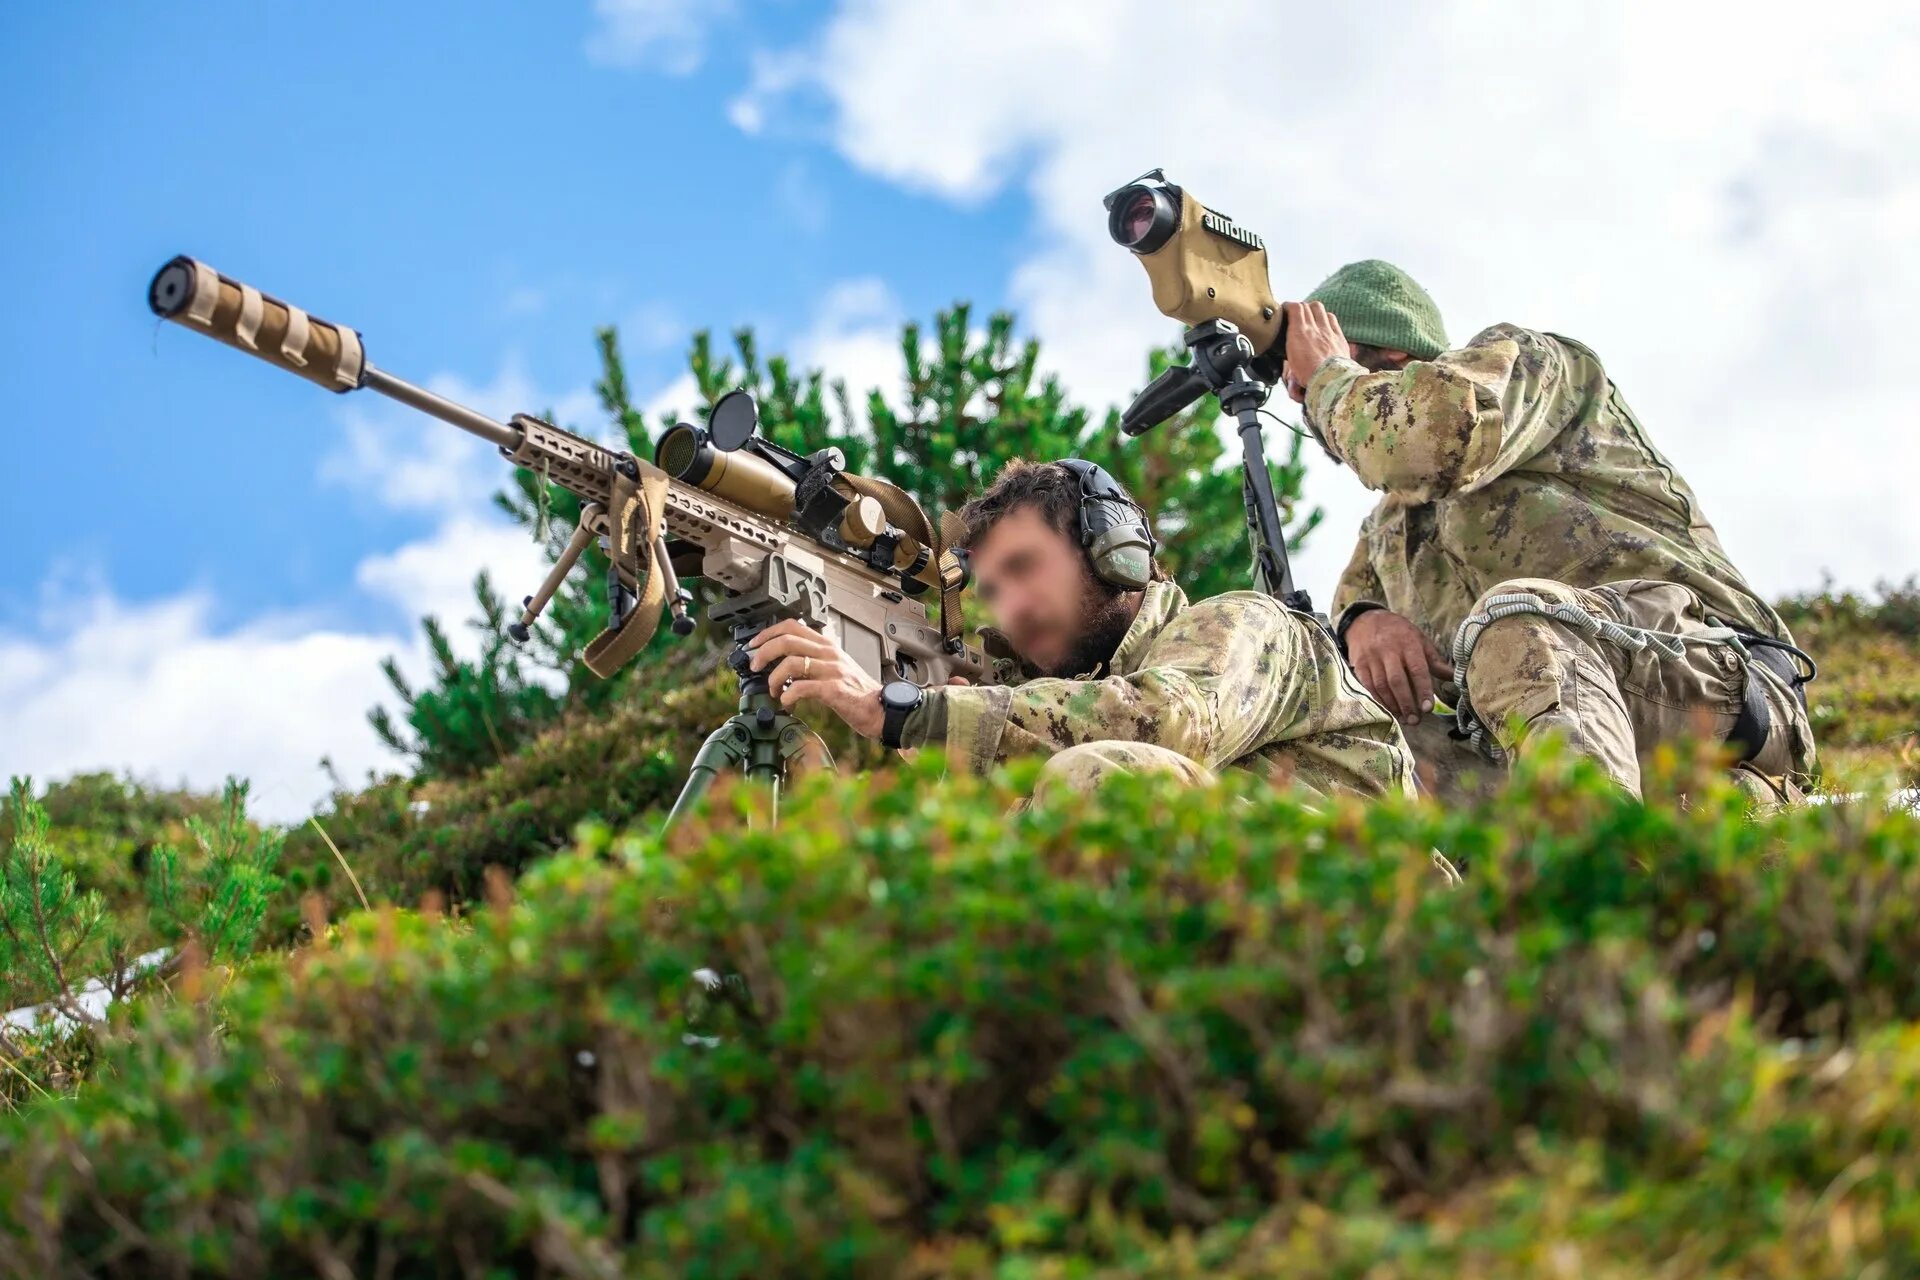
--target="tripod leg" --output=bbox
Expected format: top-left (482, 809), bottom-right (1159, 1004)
top-left (783, 720), bottom-right (835, 774)
top-left (662, 719), bottom-right (751, 832)
top-left (751, 713), bottom-right (837, 827)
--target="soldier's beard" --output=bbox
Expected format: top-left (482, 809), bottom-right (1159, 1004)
top-left (1040, 577), bottom-right (1138, 679)
top-left (1349, 343), bottom-right (1412, 373)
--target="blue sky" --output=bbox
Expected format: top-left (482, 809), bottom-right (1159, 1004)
top-left (0, 2), bottom-right (1021, 633)
top-left (5, 2), bottom-right (1915, 818)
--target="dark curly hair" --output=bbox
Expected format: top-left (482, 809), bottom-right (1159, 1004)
top-left (953, 459), bottom-right (1167, 586)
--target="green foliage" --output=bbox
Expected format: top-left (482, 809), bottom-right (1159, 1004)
top-left (0, 777), bottom-right (285, 1102)
top-left (0, 780), bottom-right (116, 1022)
top-left (283, 570), bottom-right (1920, 964)
top-left (1777, 573), bottom-right (1920, 638)
top-left (682, 325), bottom-right (865, 469)
top-left (860, 306), bottom-right (1086, 514)
top-left (4, 753), bottom-right (1918, 1275)
top-left (142, 778), bottom-right (286, 962)
top-left (1776, 576), bottom-right (1920, 786)
top-left (369, 572), bottom-right (565, 776)
top-left (0, 773), bottom-right (222, 925)
top-left (280, 658), bottom-right (897, 929)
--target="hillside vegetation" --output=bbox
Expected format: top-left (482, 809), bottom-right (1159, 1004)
top-left (3, 749), bottom-right (1918, 1276)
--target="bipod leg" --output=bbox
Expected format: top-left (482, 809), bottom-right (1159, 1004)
top-left (508, 505), bottom-right (603, 643)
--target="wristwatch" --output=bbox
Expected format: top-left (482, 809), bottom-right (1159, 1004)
top-left (879, 680), bottom-right (925, 749)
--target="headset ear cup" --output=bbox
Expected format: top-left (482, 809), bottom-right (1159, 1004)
top-left (1056, 458), bottom-right (1156, 590)
top-left (1084, 497), bottom-right (1155, 590)
top-left (1090, 526), bottom-right (1153, 589)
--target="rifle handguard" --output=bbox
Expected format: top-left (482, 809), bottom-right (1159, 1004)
top-left (149, 256), bottom-right (365, 393)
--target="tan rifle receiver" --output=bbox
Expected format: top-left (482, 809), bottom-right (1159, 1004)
top-left (148, 255), bottom-right (982, 687)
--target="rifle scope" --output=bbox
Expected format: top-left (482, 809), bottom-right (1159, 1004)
top-left (655, 422), bottom-right (798, 524)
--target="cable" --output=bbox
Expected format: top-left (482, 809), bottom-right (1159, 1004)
top-left (1258, 406), bottom-right (1311, 439)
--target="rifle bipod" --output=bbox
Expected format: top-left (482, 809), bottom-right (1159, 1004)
top-left (662, 616), bottom-right (835, 832)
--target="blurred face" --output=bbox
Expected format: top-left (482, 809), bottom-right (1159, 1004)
top-left (1348, 343), bottom-right (1413, 372)
top-left (968, 505), bottom-right (1138, 677)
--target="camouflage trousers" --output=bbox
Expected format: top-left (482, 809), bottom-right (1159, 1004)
top-left (1450, 577), bottom-right (1815, 801)
top-left (1031, 741), bottom-right (1214, 802)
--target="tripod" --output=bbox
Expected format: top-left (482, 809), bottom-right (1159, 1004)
top-left (661, 581), bottom-right (836, 833)
top-left (1121, 318), bottom-right (1318, 619)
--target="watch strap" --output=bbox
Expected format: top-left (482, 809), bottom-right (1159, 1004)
top-left (881, 684), bottom-right (922, 750)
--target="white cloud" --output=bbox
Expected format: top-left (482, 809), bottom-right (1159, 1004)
top-left (747, 0), bottom-right (1920, 600)
top-left (354, 514), bottom-right (555, 643)
top-left (800, 278), bottom-right (906, 422)
top-left (320, 359), bottom-right (606, 514)
top-left (503, 286), bottom-right (546, 317)
top-left (775, 159), bottom-right (831, 237)
top-left (0, 512), bottom-right (558, 826)
top-left (0, 588), bottom-right (401, 825)
top-left (727, 48), bottom-right (817, 136)
top-left (585, 0), bottom-right (735, 74)
top-left (643, 276), bottom-right (906, 433)
top-left (642, 369), bottom-right (702, 430)
top-left (0, 540), bottom-right (564, 829)
top-left (620, 300), bottom-right (686, 353)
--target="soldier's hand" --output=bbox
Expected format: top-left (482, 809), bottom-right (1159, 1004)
top-left (748, 619), bottom-right (885, 739)
top-left (1345, 609), bottom-right (1453, 727)
top-left (1280, 300), bottom-right (1349, 404)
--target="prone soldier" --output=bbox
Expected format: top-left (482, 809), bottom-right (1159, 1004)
top-left (748, 458), bottom-right (1418, 802)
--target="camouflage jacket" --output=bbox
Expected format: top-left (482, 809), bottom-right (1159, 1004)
top-left (901, 580), bottom-right (1416, 799)
top-left (1304, 324), bottom-right (1790, 648)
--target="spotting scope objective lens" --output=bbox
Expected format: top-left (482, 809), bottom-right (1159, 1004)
top-left (1105, 182), bottom-right (1178, 254)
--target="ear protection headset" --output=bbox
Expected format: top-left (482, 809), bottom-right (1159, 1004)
top-left (1054, 458), bottom-right (1158, 591)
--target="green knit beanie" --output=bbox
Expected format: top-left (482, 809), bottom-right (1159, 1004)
top-left (1304, 259), bottom-right (1448, 360)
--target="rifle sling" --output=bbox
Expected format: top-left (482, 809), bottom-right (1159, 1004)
top-left (582, 461), bottom-right (672, 678)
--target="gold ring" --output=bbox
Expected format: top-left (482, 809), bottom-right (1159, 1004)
top-left (804, 655), bottom-right (814, 677)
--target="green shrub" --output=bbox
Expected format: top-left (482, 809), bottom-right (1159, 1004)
top-left (1778, 577), bottom-right (1920, 786)
top-left (2, 750), bottom-right (1916, 1276)
top-left (282, 657), bottom-right (896, 934)
top-left (1, 778), bottom-right (286, 1104)
top-left (0, 773), bottom-right (223, 941)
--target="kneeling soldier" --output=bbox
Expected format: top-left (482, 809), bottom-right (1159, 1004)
top-left (1283, 259), bottom-right (1816, 803)
top-left (749, 458), bottom-right (1416, 801)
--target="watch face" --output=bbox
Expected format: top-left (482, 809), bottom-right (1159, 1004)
top-left (882, 680), bottom-right (921, 710)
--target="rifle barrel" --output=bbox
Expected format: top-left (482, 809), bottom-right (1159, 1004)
top-left (359, 366), bottom-right (518, 451)
top-left (149, 255), bottom-right (520, 452)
